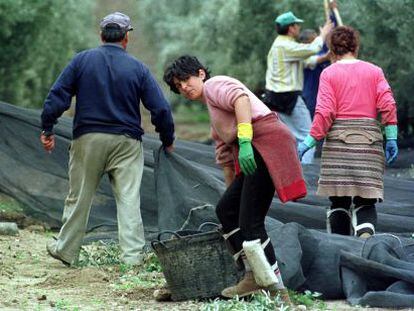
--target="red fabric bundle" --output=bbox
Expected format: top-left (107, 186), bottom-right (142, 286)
top-left (251, 113), bottom-right (307, 203)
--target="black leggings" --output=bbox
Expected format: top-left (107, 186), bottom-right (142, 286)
top-left (329, 196), bottom-right (377, 236)
top-left (216, 148), bottom-right (276, 266)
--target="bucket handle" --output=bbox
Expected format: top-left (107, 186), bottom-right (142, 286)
top-left (151, 230), bottom-right (182, 250)
top-left (151, 224), bottom-right (220, 250)
top-left (157, 230), bottom-right (183, 241)
top-left (198, 222), bottom-right (220, 232)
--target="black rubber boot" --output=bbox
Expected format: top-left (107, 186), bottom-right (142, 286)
top-left (352, 196), bottom-right (377, 238)
top-left (218, 226), bottom-right (245, 270)
top-left (328, 196), bottom-right (352, 235)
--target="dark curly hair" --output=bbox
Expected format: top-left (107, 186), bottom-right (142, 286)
top-left (163, 55), bottom-right (211, 94)
top-left (328, 26), bottom-right (360, 56)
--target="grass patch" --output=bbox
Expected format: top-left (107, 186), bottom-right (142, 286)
top-left (54, 299), bottom-right (80, 311)
top-left (0, 193), bottom-right (23, 213)
top-left (201, 291), bottom-right (291, 311)
top-left (201, 290), bottom-right (327, 311)
top-left (76, 240), bottom-right (164, 273)
top-left (13, 249), bottom-right (27, 261)
top-left (76, 241), bottom-right (121, 267)
top-left (43, 229), bottom-right (56, 238)
top-left (290, 290), bottom-right (327, 310)
top-left (144, 252), bottom-right (163, 272)
top-left (113, 271), bottom-right (165, 290)
top-left (75, 241), bottom-right (166, 293)
top-left (115, 252), bottom-right (165, 290)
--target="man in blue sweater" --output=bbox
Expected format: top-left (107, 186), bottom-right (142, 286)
top-left (40, 12), bottom-right (175, 266)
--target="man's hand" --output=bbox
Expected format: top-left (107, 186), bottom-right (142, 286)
top-left (164, 144), bottom-right (175, 153)
top-left (329, 0), bottom-right (338, 10)
top-left (40, 133), bottom-right (55, 153)
top-left (320, 20), bottom-right (334, 41)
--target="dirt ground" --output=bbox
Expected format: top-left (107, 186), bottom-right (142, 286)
top-left (0, 228), bottom-right (204, 311)
top-left (0, 227), bottom-right (405, 311)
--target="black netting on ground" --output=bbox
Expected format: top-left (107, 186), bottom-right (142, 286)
top-left (1, 101), bottom-right (414, 307)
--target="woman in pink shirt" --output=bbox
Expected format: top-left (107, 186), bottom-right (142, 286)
top-left (298, 26), bottom-right (398, 238)
top-left (164, 55), bottom-right (306, 302)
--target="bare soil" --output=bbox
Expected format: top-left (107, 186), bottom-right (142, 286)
top-left (0, 226), bottom-right (403, 311)
top-left (0, 228), bottom-right (203, 310)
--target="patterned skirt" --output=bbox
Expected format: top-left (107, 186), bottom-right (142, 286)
top-left (317, 119), bottom-right (385, 200)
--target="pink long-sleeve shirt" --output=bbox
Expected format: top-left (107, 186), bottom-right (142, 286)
top-left (310, 59), bottom-right (397, 140)
top-left (202, 76), bottom-right (272, 166)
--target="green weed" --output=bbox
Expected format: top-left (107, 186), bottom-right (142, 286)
top-left (14, 249), bottom-right (26, 260)
top-left (31, 253), bottom-right (41, 264)
top-left (114, 271), bottom-right (165, 290)
top-left (0, 194), bottom-right (23, 213)
top-left (75, 241), bottom-right (121, 267)
top-left (144, 252), bottom-right (163, 272)
top-left (290, 290), bottom-right (327, 310)
top-left (43, 229), bottom-right (56, 238)
top-left (201, 291), bottom-right (291, 311)
top-left (54, 299), bottom-right (80, 311)
top-left (75, 240), bottom-right (164, 274)
top-left (201, 290), bottom-right (327, 311)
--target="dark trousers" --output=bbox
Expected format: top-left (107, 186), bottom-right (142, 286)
top-left (329, 196), bottom-right (377, 236)
top-left (216, 149), bottom-right (276, 266)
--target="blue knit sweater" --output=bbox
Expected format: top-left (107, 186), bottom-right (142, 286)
top-left (41, 43), bottom-right (174, 146)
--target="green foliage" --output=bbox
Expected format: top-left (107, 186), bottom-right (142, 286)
top-left (201, 290), bottom-right (327, 311)
top-left (290, 290), bottom-right (327, 309)
top-left (76, 241), bottom-right (165, 291)
top-left (0, 194), bottom-right (23, 213)
top-left (139, 0), bottom-right (414, 136)
top-left (76, 241), bottom-right (163, 275)
top-left (76, 241), bottom-right (121, 267)
top-left (113, 254), bottom-right (165, 291)
top-left (144, 252), bottom-right (163, 272)
top-left (0, 0), bottom-right (96, 108)
top-left (201, 291), bottom-right (292, 311)
top-left (139, 0), bottom-right (240, 110)
top-left (2, 1), bottom-right (412, 134)
top-left (114, 271), bottom-right (165, 290)
top-left (54, 299), bottom-right (79, 311)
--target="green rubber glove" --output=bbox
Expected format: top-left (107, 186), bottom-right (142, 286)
top-left (238, 138), bottom-right (257, 175)
top-left (384, 125), bottom-right (398, 140)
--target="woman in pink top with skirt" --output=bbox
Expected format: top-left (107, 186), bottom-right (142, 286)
top-left (164, 55), bottom-right (307, 303)
top-left (298, 26), bottom-right (398, 238)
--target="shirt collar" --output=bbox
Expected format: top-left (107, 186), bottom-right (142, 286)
top-left (337, 58), bottom-right (360, 64)
top-left (277, 35), bottom-right (295, 41)
top-left (102, 43), bottom-right (125, 50)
